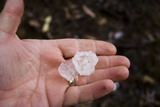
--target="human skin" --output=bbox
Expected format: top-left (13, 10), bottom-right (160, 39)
top-left (0, 0), bottom-right (130, 107)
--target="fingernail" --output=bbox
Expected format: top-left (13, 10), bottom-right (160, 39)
top-left (113, 82), bottom-right (120, 91)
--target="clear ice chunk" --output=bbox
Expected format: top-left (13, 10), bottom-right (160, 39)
top-left (72, 51), bottom-right (98, 76)
top-left (58, 51), bottom-right (98, 82)
top-left (58, 61), bottom-right (78, 83)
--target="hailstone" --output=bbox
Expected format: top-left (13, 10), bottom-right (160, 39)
top-left (58, 61), bottom-right (78, 83)
top-left (58, 51), bottom-right (98, 83)
top-left (72, 51), bottom-right (98, 76)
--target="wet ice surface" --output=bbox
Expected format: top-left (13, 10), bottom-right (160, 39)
top-left (58, 51), bottom-right (98, 83)
top-left (72, 51), bottom-right (98, 76)
top-left (58, 61), bottom-right (78, 83)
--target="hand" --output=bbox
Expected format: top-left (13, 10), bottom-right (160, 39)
top-left (0, 0), bottom-right (130, 107)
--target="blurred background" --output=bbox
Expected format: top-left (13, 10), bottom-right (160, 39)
top-left (1, 0), bottom-right (160, 106)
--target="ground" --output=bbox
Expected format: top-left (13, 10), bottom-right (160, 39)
top-left (0, 0), bottom-right (160, 106)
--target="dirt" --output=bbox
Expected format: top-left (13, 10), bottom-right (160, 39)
top-left (1, 0), bottom-right (160, 106)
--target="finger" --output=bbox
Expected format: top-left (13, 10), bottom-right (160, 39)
top-left (96, 56), bottom-right (130, 69)
top-left (0, 0), bottom-right (24, 35)
top-left (76, 66), bottom-right (129, 85)
top-left (64, 80), bottom-right (114, 106)
top-left (56, 39), bottom-right (117, 58)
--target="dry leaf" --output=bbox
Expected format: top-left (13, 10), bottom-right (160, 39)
top-left (82, 5), bottom-right (96, 18)
top-left (42, 15), bottom-right (52, 32)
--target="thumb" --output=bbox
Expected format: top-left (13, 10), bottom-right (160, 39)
top-left (0, 0), bottom-right (24, 36)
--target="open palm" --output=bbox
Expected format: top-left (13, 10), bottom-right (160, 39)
top-left (0, 0), bottom-right (130, 107)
